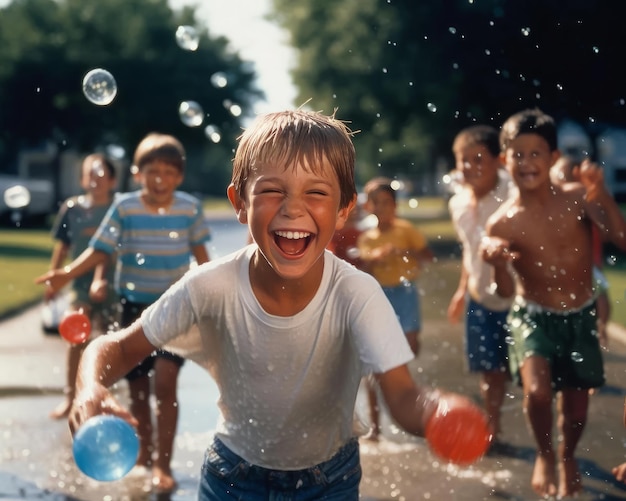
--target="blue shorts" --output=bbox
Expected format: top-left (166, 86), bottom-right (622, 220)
top-left (382, 282), bottom-right (421, 333)
top-left (465, 297), bottom-right (509, 373)
top-left (199, 437), bottom-right (361, 500)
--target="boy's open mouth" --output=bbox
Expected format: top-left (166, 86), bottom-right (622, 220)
top-left (274, 230), bottom-right (312, 256)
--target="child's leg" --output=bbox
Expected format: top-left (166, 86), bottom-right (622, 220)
top-left (595, 291), bottom-right (610, 349)
top-left (128, 374), bottom-right (153, 467)
top-left (556, 388), bottom-right (588, 498)
top-left (152, 356), bottom-right (181, 492)
top-left (50, 342), bottom-right (85, 419)
top-left (519, 356), bottom-right (558, 498)
top-left (481, 369), bottom-right (507, 439)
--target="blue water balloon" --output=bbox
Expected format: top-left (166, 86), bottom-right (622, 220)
top-left (72, 415), bottom-right (139, 482)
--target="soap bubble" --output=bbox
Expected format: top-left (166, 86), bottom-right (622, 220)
top-left (3, 185), bottom-right (31, 209)
top-left (179, 101), bottom-right (204, 127)
top-left (82, 68), bottom-right (118, 106)
top-left (175, 25), bottom-right (199, 51)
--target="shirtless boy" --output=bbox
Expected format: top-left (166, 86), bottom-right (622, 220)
top-left (481, 108), bottom-right (626, 498)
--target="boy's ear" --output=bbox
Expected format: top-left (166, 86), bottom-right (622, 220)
top-left (227, 184), bottom-right (248, 224)
top-left (335, 195), bottom-right (357, 230)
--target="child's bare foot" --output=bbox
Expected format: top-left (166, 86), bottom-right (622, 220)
top-left (531, 452), bottom-right (557, 498)
top-left (558, 457), bottom-right (582, 499)
top-left (152, 466), bottom-right (177, 493)
top-left (49, 398), bottom-right (73, 420)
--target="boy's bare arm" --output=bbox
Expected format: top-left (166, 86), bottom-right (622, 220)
top-left (481, 230), bottom-right (517, 299)
top-left (69, 322), bottom-right (156, 434)
top-left (45, 242), bottom-right (69, 300)
top-left (376, 365), bottom-right (438, 436)
top-left (191, 243), bottom-right (210, 266)
top-left (447, 264), bottom-right (468, 323)
top-left (35, 247), bottom-right (109, 294)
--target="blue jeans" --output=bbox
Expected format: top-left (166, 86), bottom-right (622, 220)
top-left (198, 437), bottom-right (361, 500)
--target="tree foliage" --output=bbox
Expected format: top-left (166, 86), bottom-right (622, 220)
top-left (0, 0), bottom-right (263, 195)
top-left (272, 0), bottom-right (626, 186)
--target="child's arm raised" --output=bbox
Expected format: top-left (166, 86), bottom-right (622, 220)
top-left (579, 159), bottom-right (626, 250)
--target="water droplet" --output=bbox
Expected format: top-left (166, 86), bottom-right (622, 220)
top-left (427, 102), bottom-right (437, 113)
top-left (505, 336), bottom-right (515, 346)
top-left (175, 25), bottom-right (199, 51)
top-left (135, 253), bottom-right (145, 265)
top-left (82, 68), bottom-right (117, 106)
top-left (570, 352), bottom-right (584, 363)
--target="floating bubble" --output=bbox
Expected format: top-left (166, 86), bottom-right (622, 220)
top-left (82, 69), bottom-right (117, 106)
top-left (204, 124), bottom-right (221, 143)
top-left (175, 25), bottom-right (199, 51)
top-left (73, 415), bottom-right (139, 482)
top-left (210, 72), bottom-right (228, 88)
top-left (3, 185), bottom-right (31, 209)
top-left (59, 311), bottom-right (91, 344)
top-left (179, 101), bottom-right (204, 127)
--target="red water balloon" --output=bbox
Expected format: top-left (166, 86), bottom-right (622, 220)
top-left (58, 311), bottom-right (91, 344)
top-left (425, 396), bottom-right (492, 465)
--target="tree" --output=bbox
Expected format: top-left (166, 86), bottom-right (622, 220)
top-left (0, 0), bottom-right (263, 196)
top-left (271, 0), bottom-right (626, 188)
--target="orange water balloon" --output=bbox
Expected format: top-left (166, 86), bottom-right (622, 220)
top-left (58, 311), bottom-right (91, 344)
top-left (425, 396), bottom-right (492, 465)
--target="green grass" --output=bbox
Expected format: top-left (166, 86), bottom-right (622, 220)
top-left (0, 228), bottom-right (54, 317)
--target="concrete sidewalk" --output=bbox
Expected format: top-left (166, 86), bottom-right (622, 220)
top-left (2, 299), bottom-right (626, 499)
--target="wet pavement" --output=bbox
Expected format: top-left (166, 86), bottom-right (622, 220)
top-left (1, 216), bottom-right (626, 500)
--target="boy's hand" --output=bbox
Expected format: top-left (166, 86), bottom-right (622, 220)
top-left (480, 236), bottom-right (519, 266)
top-left (89, 279), bottom-right (108, 303)
top-left (35, 269), bottom-right (71, 296)
top-left (69, 385), bottom-right (137, 436)
top-left (577, 159), bottom-right (608, 203)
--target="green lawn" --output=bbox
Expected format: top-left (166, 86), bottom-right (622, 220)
top-left (0, 228), bottom-right (54, 317)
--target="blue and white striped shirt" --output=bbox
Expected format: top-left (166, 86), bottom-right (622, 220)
top-left (90, 190), bottom-right (211, 304)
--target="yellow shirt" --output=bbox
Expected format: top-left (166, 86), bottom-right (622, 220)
top-left (357, 218), bottom-right (428, 287)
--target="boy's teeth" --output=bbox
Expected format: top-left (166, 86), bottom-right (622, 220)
top-left (275, 230), bottom-right (310, 239)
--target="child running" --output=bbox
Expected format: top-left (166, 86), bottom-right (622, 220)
top-left (481, 108), bottom-right (626, 498)
top-left (55, 110), bottom-right (483, 499)
top-left (36, 133), bottom-right (211, 493)
top-left (45, 153), bottom-right (118, 420)
top-left (447, 125), bottom-right (515, 447)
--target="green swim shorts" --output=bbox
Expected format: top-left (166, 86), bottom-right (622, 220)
top-left (507, 298), bottom-right (605, 391)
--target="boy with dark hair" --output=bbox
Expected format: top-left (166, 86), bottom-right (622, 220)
top-left (447, 125), bottom-right (515, 447)
top-left (482, 108), bottom-right (626, 498)
top-left (357, 176), bottom-right (433, 440)
top-left (45, 153), bottom-right (118, 420)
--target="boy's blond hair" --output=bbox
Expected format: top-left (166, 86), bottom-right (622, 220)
top-left (133, 133), bottom-right (186, 172)
top-left (231, 110), bottom-right (357, 209)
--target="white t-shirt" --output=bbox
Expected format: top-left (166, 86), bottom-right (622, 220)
top-left (141, 244), bottom-right (413, 470)
top-left (448, 169), bottom-right (515, 311)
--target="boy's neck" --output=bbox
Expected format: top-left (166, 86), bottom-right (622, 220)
top-left (248, 250), bottom-right (324, 316)
top-left (86, 191), bottom-right (112, 206)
